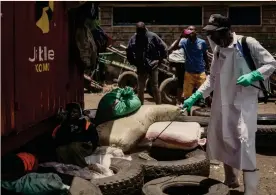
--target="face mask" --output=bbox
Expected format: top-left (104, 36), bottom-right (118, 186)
top-left (209, 30), bottom-right (232, 48)
top-left (209, 34), bottom-right (221, 46)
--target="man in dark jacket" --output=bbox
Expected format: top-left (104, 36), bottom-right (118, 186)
top-left (126, 22), bottom-right (167, 104)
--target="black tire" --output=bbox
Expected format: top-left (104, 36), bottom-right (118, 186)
top-left (117, 71), bottom-right (138, 91)
top-left (193, 109), bottom-right (276, 126)
top-left (142, 175), bottom-right (229, 195)
top-left (257, 114), bottom-right (276, 125)
top-left (194, 115), bottom-right (276, 147)
top-left (93, 158), bottom-right (144, 195)
top-left (159, 77), bottom-right (178, 105)
top-left (174, 115), bottom-right (210, 127)
top-left (70, 177), bottom-right (103, 195)
top-left (256, 125), bottom-right (276, 148)
top-left (131, 148), bottom-right (210, 182)
top-left (192, 107), bottom-right (211, 117)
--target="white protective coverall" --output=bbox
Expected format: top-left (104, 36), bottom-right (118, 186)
top-left (198, 33), bottom-right (276, 194)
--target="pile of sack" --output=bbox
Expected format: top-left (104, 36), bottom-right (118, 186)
top-left (1, 87), bottom-right (207, 195)
top-left (93, 87), bottom-right (206, 152)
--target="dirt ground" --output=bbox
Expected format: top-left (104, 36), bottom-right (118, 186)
top-left (84, 91), bottom-right (276, 195)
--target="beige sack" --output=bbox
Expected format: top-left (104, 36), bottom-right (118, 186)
top-left (97, 105), bottom-right (181, 152)
top-left (144, 122), bottom-right (205, 150)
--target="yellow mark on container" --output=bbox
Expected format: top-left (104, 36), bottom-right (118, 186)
top-left (35, 1), bottom-right (55, 34)
top-left (35, 63), bottom-right (50, 72)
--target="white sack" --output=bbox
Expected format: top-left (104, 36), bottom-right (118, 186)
top-left (142, 121), bottom-right (206, 150)
top-left (97, 105), bottom-right (181, 152)
top-left (85, 146), bottom-right (126, 168)
top-left (88, 163), bottom-right (114, 179)
top-left (168, 48), bottom-right (185, 63)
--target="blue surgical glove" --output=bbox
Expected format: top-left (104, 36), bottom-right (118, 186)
top-left (236, 70), bottom-right (264, 87)
top-left (183, 91), bottom-right (203, 112)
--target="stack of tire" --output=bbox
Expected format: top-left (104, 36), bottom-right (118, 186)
top-left (134, 114), bottom-right (229, 194)
top-left (192, 107), bottom-right (276, 148)
top-left (83, 147), bottom-right (227, 195)
top-left (142, 175), bottom-right (229, 195)
top-left (80, 109), bottom-right (229, 195)
top-left (117, 64), bottom-right (176, 105)
top-left (69, 157), bottom-right (228, 195)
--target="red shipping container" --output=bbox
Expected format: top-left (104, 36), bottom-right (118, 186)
top-left (1, 1), bottom-right (84, 154)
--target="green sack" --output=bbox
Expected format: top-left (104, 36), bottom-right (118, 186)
top-left (95, 87), bottom-right (141, 125)
top-left (1, 173), bottom-right (68, 195)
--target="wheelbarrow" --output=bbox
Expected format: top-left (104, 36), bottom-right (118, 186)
top-left (118, 44), bottom-right (175, 97)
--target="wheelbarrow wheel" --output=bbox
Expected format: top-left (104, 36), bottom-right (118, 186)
top-left (159, 77), bottom-right (178, 105)
top-left (118, 71), bottom-right (138, 92)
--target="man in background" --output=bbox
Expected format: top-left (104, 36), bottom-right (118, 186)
top-left (180, 26), bottom-right (209, 106)
top-left (126, 22), bottom-right (167, 104)
top-left (167, 30), bottom-right (190, 105)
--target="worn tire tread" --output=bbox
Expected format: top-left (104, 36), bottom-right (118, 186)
top-left (192, 107), bottom-right (211, 117)
top-left (93, 158), bottom-right (143, 195)
top-left (117, 71), bottom-right (138, 90)
top-left (159, 77), bottom-right (177, 105)
top-left (132, 149), bottom-right (210, 181)
top-left (142, 175), bottom-right (229, 195)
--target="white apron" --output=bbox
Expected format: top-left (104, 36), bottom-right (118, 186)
top-left (203, 35), bottom-right (260, 170)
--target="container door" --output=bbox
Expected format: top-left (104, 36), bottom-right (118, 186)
top-left (1, 2), bottom-right (16, 136)
top-left (13, 1), bottom-right (69, 132)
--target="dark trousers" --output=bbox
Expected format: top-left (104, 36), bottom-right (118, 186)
top-left (137, 68), bottom-right (161, 105)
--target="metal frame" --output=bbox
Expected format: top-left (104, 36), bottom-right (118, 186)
top-left (111, 5), bottom-right (204, 27)
top-left (226, 5), bottom-right (263, 27)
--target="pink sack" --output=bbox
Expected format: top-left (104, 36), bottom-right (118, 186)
top-left (144, 122), bottom-right (206, 150)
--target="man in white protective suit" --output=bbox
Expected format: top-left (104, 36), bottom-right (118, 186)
top-left (183, 14), bottom-right (276, 194)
